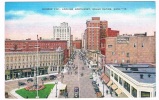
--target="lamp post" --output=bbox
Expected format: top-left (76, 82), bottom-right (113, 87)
top-left (102, 81), bottom-right (105, 97)
top-left (55, 81), bottom-right (58, 97)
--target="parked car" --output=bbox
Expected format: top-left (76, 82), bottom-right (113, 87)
top-left (92, 81), bottom-right (96, 85)
top-left (89, 75), bottom-right (93, 79)
top-left (94, 86), bottom-right (100, 93)
top-left (27, 78), bottom-right (33, 82)
top-left (49, 75), bottom-right (57, 80)
top-left (41, 77), bottom-right (47, 81)
top-left (74, 87), bottom-right (79, 98)
top-left (5, 92), bottom-right (9, 98)
top-left (18, 82), bottom-right (26, 86)
top-left (96, 91), bottom-right (102, 98)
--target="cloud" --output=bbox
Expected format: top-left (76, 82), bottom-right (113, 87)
top-left (137, 8), bottom-right (155, 15)
top-left (5, 9), bottom-right (155, 40)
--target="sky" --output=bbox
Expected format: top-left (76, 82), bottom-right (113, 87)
top-left (5, 1), bottom-right (156, 40)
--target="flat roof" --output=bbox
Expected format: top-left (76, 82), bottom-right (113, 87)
top-left (108, 64), bottom-right (156, 84)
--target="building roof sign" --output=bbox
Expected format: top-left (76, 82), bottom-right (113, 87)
top-left (117, 37), bottom-right (129, 44)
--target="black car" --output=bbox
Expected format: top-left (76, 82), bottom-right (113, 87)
top-left (18, 82), bottom-right (26, 86)
top-left (27, 78), bottom-right (33, 82)
top-left (74, 87), bottom-right (79, 98)
top-left (92, 81), bottom-right (96, 85)
top-left (49, 75), bottom-right (57, 80)
top-left (41, 77), bottom-right (48, 81)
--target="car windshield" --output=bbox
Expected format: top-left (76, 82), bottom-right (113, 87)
top-left (74, 88), bottom-right (79, 92)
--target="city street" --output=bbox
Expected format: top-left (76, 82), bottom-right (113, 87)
top-left (59, 50), bottom-right (96, 98)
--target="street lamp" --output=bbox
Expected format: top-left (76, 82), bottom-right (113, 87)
top-left (102, 80), bottom-right (105, 97)
top-left (55, 81), bottom-right (58, 97)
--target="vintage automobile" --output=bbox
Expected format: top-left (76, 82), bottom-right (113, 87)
top-left (74, 87), bottom-right (79, 98)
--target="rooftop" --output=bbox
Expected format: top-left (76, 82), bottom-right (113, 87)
top-left (108, 64), bottom-right (156, 84)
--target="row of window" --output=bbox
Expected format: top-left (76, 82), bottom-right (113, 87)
top-left (6, 62), bottom-right (62, 70)
top-left (108, 43), bottom-right (144, 48)
top-left (111, 71), bottom-right (151, 97)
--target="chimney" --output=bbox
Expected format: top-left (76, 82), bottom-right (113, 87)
top-left (140, 74), bottom-right (143, 79)
top-left (145, 32), bottom-right (147, 36)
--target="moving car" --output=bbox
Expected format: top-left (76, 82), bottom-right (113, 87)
top-left (49, 75), bottom-right (57, 80)
top-left (27, 78), bottom-right (33, 82)
top-left (74, 87), bottom-right (79, 98)
top-left (18, 82), bottom-right (26, 86)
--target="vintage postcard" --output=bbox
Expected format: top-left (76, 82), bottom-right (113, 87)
top-left (5, 1), bottom-right (156, 98)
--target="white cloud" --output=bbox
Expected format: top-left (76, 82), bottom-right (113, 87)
top-left (5, 10), bottom-right (155, 40)
top-left (137, 8), bottom-right (155, 15)
top-left (6, 10), bottom-right (35, 16)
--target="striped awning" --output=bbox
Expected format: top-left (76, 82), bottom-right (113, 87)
top-left (115, 88), bottom-right (122, 95)
top-left (22, 69), bottom-right (31, 72)
top-left (100, 73), bottom-right (105, 79)
top-left (111, 84), bottom-right (118, 90)
top-left (102, 75), bottom-right (110, 84)
top-left (107, 80), bottom-right (113, 87)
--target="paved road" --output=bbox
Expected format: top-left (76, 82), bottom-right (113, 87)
top-left (59, 50), bottom-right (96, 98)
top-left (5, 50), bottom-right (97, 98)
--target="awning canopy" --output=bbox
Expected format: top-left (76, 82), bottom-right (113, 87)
top-left (100, 73), bottom-right (105, 79)
top-left (102, 75), bottom-right (110, 84)
top-left (5, 70), bottom-right (10, 75)
top-left (111, 84), bottom-right (118, 90)
top-left (107, 80), bottom-right (113, 87)
top-left (22, 69), bottom-right (31, 72)
top-left (60, 84), bottom-right (67, 90)
top-left (115, 88), bottom-right (122, 95)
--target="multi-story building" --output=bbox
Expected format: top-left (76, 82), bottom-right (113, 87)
top-left (70, 35), bottom-right (73, 55)
top-left (5, 49), bottom-right (64, 80)
top-left (100, 28), bottom-right (119, 55)
top-left (105, 32), bottom-right (155, 64)
top-left (5, 38), bottom-right (69, 80)
top-left (5, 38), bottom-right (69, 63)
top-left (53, 22), bottom-right (71, 49)
top-left (103, 64), bottom-right (156, 98)
top-left (86, 17), bottom-right (107, 50)
top-left (73, 40), bottom-right (82, 49)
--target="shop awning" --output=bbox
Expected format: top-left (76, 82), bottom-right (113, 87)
top-left (100, 73), bottom-right (105, 79)
top-left (107, 80), bottom-right (113, 87)
top-left (102, 75), bottom-right (110, 83)
top-left (111, 84), bottom-right (118, 90)
top-left (115, 88), bottom-right (122, 95)
top-left (22, 69), bottom-right (31, 72)
top-left (5, 70), bottom-right (10, 75)
top-left (60, 84), bottom-right (67, 90)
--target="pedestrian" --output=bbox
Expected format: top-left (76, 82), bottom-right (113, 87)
top-left (110, 92), bottom-right (112, 96)
top-left (106, 90), bottom-right (108, 94)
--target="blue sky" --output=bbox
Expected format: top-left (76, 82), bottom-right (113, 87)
top-left (5, 1), bottom-right (156, 40)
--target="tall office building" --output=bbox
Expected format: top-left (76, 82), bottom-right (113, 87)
top-left (86, 17), bottom-right (107, 50)
top-left (53, 22), bottom-right (71, 49)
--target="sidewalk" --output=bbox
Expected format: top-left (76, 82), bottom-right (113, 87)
top-left (92, 73), bottom-right (116, 98)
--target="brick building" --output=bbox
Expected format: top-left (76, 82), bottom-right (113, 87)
top-left (5, 38), bottom-right (69, 63)
top-left (73, 40), bottom-right (82, 49)
top-left (100, 28), bottom-right (119, 55)
top-left (86, 17), bottom-right (107, 50)
top-left (105, 33), bottom-right (155, 64)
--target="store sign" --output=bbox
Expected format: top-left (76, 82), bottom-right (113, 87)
top-left (117, 37), bottom-right (129, 44)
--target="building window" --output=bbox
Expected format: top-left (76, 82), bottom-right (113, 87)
top-left (114, 59), bottom-right (117, 63)
top-left (141, 91), bottom-right (150, 97)
top-left (127, 60), bottom-right (130, 63)
top-left (124, 81), bottom-right (130, 93)
top-left (19, 66), bottom-right (20, 68)
top-left (108, 45), bottom-right (112, 48)
top-left (126, 53), bottom-right (129, 57)
top-left (114, 73), bottom-right (118, 82)
top-left (112, 52), bottom-right (115, 55)
top-left (122, 59), bottom-right (125, 63)
top-left (142, 43), bottom-right (144, 47)
top-left (132, 87), bottom-right (137, 97)
top-left (134, 43), bottom-right (136, 47)
top-left (111, 71), bottom-right (113, 77)
top-left (119, 77), bottom-right (122, 85)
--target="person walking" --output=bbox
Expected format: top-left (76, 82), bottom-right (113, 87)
top-left (106, 90), bottom-right (108, 94)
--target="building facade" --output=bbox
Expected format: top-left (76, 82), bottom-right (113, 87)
top-left (53, 22), bottom-right (71, 49)
top-left (105, 64), bottom-right (156, 98)
top-left (105, 33), bottom-right (155, 64)
top-left (5, 39), bottom-right (69, 63)
top-left (5, 49), bottom-right (64, 80)
top-left (73, 40), bottom-right (82, 49)
top-left (86, 17), bottom-right (107, 50)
